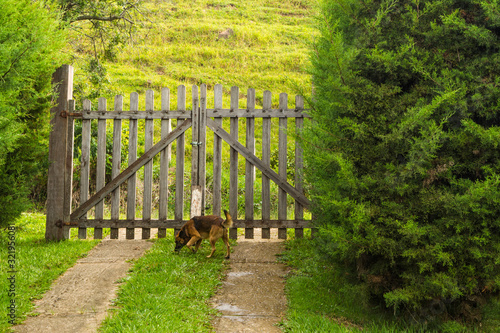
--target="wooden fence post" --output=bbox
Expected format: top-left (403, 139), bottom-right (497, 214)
top-left (46, 65), bottom-right (73, 241)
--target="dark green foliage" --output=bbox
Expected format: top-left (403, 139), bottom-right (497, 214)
top-left (0, 0), bottom-right (67, 226)
top-left (304, 0), bottom-right (500, 321)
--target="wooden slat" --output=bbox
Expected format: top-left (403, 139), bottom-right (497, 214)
top-left (207, 108), bottom-right (309, 118)
top-left (79, 99), bottom-right (92, 239)
top-left (127, 93), bottom-right (139, 239)
top-left (142, 90), bottom-right (154, 239)
top-left (191, 85), bottom-right (200, 200)
top-left (111, 95), bottom-right (123, 239)
top-left (295, 95), bottom-right (305, 239)
top-left (212, 84), bottom-right (223, 216)
top-left (158, 87), bottom-right (171, 238)
top-left (67, 219), bottom-right (310, 229)
top-left (75, 109), bottom-right (309, 119)
top-left (278, 93), bottom-right (288, 240)
top-left (190, 185), bottom-right (202, 217)
top-left (94, 97), bottom-right (107, 239)
top-left (261, 91), bottom-right (272, 239)
top-left (64, 100), bottom-right (75, 225)
top-left (245, 88), bottom-right (256, 239)
top-left (199, 84), bottom-right (207, 215)
top-left (175, 85), bottom-right (186, 222)
top-left (70, 119), bottom-right (192, 221)
top-left (229, 86), bottom-right (239, 240)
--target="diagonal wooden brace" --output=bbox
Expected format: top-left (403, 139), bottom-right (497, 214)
top-left (206, 118), bottom-right (311, 208)
top-left (70, 119), bottom-right (192, 220)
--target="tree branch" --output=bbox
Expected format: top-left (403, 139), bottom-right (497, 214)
top-left (71, 14), bottom-right (133, 24)
top-left (1, 40), bottom-right (34, 81)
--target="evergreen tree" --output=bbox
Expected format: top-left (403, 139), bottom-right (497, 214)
top-left (304, 0), bottom-right (500, 321)
top-left (0, 0), bottom-right (67, 226)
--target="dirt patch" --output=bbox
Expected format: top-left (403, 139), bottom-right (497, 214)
top-left (211, 230), bottom-right (288, 332)
top-left (13, 230), bottom-right (153, 333)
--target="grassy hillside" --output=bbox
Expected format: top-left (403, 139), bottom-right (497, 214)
top-left (69, 0), bottom-right (317, 109)
top-left (66, 0), bottom-right (317, 220)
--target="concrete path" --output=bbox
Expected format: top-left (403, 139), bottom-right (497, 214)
top-left (14, 232), bottom-right (153, 333)
top-left (13, 229), bottom-right (289, 333)
top-left (211, 230), bottom-right (288, 333)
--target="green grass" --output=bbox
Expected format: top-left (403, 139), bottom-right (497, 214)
top-left (98, 232), bottom-right (231, 332)
top-left (279, 238), bottom-right (500, 333)
top-left (0, 213), bottom-right (100, 331)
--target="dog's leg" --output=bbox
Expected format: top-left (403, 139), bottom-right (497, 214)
top-left (194, 238), bottom-right (202, 252)
top-left (186, 236), bottom-right (202, 253)
top-left (223, 231), bottom-right (230, 259)
top-left (207, 237), bottom-right (217, 258)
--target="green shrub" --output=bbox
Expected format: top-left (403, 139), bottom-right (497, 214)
top-left (304, 0), bottom-right (500, 322)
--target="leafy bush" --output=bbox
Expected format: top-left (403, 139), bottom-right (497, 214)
top-left (304, 0), bottom-right (500, 322)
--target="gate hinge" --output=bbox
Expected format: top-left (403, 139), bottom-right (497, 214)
top-left (55, 220), bottom-right (79, 228)
top-left (60, 111), bottom-right (83, 118)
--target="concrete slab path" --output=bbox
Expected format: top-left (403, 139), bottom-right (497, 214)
top-left (211, 230), bottom-right (288, 333)
top-left (14, 231), bottom-right (153, 333)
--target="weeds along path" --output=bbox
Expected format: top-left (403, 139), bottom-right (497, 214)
top-left (13, 230), bottom-right (153, 333)
top-left (211, 230), bottom-right (288, 333)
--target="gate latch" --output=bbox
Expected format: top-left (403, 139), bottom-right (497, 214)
top-left (191, 141), bottom-right (203, 146)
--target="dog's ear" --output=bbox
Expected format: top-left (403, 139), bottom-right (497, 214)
top-left (180, 226), bottom-right (189, 238)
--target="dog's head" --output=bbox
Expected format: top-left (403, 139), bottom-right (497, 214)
top-left (174, 228), bottom-right (189, 252)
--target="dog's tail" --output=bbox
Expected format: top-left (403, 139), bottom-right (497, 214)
top-left (223, 210), bottom-right (233, 229)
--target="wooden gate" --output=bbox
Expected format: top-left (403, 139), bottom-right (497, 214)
top-left (45, 65), bottom-right (312, 241)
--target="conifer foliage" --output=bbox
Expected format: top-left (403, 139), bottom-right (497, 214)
top-left (0, 0), bottom-right (67, 227)
top-left (304, 0), bottom-right (500, 319)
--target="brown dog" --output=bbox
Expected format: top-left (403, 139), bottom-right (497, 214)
top-left (174, 210), bottom-right (233, 259)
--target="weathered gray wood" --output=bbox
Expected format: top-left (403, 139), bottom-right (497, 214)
top-left (212, 84), bottom-right (223, 216)
top-left (199, 84), bottom-right (207, 215)
top-left (79, 99), bottom-right (92, 239)
top-left (190, 186), bottom-right (202, 217)
top-left (175, 85), bottom-right (186, 222)
top-left (110, 95), bottom-right (123, 239)
top-left (74, 108), bottom-right (309, 119)
top-left (295, 95), bottom-right (305, 238)
top-left (191, 86), bottom-right (200, 213)
top-left (78, 111), bottom-right (191, 119)
top-left (54, 83), bottom-right (314, 241)
top-left (207, 108), bottom-right (309, 118)
top-left (229, 86), bottom-right (239, 240)
top-left (278, 93), bottom-right (288, 240)
top-left (127, 92), bottom-right (139, 239)
top-left (66, 219), bottom-right (310, 229)
top-left (46, 65), bottom-right (73, 241)
top-left (70, 119), bottom-right (192, 221)
top-left (143, 90), bottom-right (154, 239)
top-left (245, 88), bottom-right (256, 239)
top-left (261, 90), bottom-right (272, 239)
top-left (207, 119), bottom-right (310, 207)
top-left (94, 98), bottom-right (107, 239)
top-left (158, 87), bottom-right (171, 238)
top-left (64, 100), bottom-right (75, 228)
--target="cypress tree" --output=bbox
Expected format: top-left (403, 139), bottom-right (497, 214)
top-left (304, 0), bottom-right (500, 320)
top-left (0, 0), bottom-right (67, 226)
